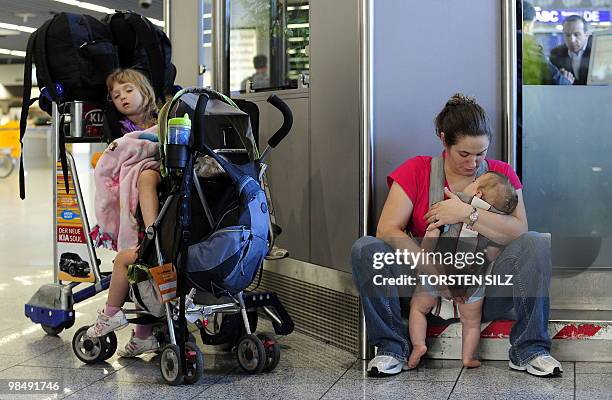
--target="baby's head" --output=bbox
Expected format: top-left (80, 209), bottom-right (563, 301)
top-left (463, 171), bottom-right (518, 214)
top-left (106, 68), bottom-right (157, 125)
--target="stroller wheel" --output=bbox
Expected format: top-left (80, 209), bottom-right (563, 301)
top-left (257, 333), bottom-right (280, 372)
top-left (72, 326), bottom-right (107, 364)
top-left (99, 332), bottom-right (118, 361)
top-left (41, 324), bottom-right (64, 336)
top-left (183, 342), bottom-right (204, 385)
top-left (160, 344), bottom-right (184, 385)
top-left (236, 334), bottom-right (266, 374)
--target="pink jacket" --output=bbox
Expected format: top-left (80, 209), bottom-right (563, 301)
top-left (92, 129), bottom-right (160, 251)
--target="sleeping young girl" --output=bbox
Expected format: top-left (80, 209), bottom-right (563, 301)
top-left (88, 68), bottom-right (163, 357)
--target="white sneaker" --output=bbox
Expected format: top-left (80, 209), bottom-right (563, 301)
top-left (118, 331), bottom-right (160, 358)
top-left (86, 309), bottom-right (128, 337)
top-left (367, 355), bottom-right (410, 376)
top-left (509, 354), bottom-right (563, 377)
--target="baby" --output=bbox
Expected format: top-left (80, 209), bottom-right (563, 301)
top-left (407, 171), bottom-right (518, 369)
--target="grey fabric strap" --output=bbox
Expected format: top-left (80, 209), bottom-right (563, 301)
top-left (428, 156), bottom-right (489, 209)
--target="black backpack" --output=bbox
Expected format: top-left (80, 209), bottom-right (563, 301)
top-left (103, 11), bottom-right (177, 103)
top-left (19, 12), bottom-right (118, 199)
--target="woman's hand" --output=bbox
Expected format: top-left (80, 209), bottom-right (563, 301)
top-left (424, 188), bottom-right (472, 230)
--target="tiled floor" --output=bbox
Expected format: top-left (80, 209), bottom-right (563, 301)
top-left (1, 166), bottom-right (612, 399)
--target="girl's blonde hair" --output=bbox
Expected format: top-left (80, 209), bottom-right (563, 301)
top-left (106, 68), bottom-right (158, 127)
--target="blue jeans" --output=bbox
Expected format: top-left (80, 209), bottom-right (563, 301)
top-left (351, 232), bottom-right (552, 365)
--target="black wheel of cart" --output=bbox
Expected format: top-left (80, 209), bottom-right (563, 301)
top-left (41, 324), bottom-right (64, 336)
top-left (72, 326), bottom-right (107, 364)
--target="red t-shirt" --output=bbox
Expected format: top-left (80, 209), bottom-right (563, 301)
top-left (387, 155), bottom-right (522, 238)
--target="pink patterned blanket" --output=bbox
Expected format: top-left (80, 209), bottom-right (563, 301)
top-left (91, 129), bottom-right (160, 251)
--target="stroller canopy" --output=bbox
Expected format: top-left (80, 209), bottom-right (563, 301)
top-left (158, 88), bottom-right (259, 177)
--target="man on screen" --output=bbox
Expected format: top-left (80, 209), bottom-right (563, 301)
top-left (550, 15), bottom-right (593, 85)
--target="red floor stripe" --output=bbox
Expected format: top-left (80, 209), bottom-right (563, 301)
top-left (480, 320), bottom-right (514, 338)
top-left (553, 324), bottom-right (601, 339)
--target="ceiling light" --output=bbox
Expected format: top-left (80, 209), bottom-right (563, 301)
top-left (51, 0), bottom-right (164, 27)
top-left (0, 48), bottom-right (26, 57)
top-left (0, 22), bottom-right (36, 33)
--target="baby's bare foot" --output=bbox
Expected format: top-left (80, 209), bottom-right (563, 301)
top-left (407, 345), bottom-right (427, 369)
top-left (463, 359), bottom-right (481, 368)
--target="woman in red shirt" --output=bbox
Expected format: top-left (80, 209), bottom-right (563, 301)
top-left (351, 94), bottom-right (561, 378)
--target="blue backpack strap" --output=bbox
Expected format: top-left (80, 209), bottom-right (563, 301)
top-left (198, 142), bottom-right (247, 187)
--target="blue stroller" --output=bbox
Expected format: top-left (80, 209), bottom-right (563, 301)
top-left (69, 88), bottom-right (294, 385)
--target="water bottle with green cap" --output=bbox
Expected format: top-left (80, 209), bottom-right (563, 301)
top-left (168, 113), bottom-right (191, 145)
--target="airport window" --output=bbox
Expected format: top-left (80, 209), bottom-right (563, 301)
top-left (518, 0), bottom-right (612, 268)
top-left (229, 0), bottom-right (309, 93)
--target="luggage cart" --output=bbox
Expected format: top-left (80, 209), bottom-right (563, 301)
top-left (24, 101), bottom-right (111, 335)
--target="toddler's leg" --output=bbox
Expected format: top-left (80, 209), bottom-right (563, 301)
top-left (407, 291), bottom-right (437, 369)
top-left (137, 169), bottom-right (161, 228)
top-left (106, 248), bottom-right (138, 310)
top-left (134, 324), bottom-right (154, 340)
top-left (458, 299), bottom-right (484, 368)
top-left (87, 249), bottom-right (137, 337)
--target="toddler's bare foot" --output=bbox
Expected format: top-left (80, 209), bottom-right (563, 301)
top-left (407, 344), bottom-right (427, 369)
top-left (463, 359), bottom-right (481, 368)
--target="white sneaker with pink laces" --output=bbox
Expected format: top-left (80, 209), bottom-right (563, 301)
top-left (86, 309), bottom-right (128, 337)
top-left (118, 331), bottom-right (160, 358)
